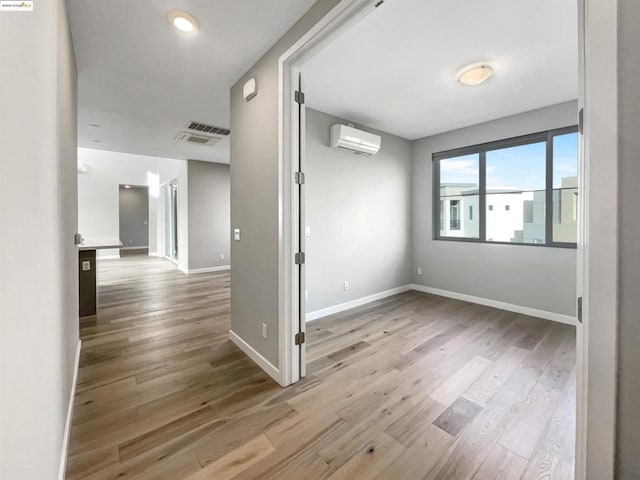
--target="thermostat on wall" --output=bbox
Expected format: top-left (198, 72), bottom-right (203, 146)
top-left (243, 78), bottom-right (258, 102)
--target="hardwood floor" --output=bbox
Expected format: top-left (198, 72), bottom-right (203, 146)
top-left (66, 256), bottom-right (576, 480)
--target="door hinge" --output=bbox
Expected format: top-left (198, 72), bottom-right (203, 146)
top-left (577, 296), bottom-right (583, 323)
top-left (295, 90), bottom-right (305, 105)
top-left (295, 331), bottom-right (306, 345)
top-left (294, 252), bottom-right (305, 265)
top-left (578, 108), bottom-right (584, 135)
top-left (295, 171), bottom-right (305, 184)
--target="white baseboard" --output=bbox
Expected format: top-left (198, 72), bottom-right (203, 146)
top-left (228, 330), bottom-right (282, 385)
top-left (120, 246), bottom-right (149, 250)
top-left (306, 284), bottom-right (413, 322)
top-left (58, 339), bottom-right (81, 480)
top-left (148, 252), bottom-right (161, 257)
top-left (183, 265), bottom-right (231, 275)
top-left (411, 284), bottom-right (576, 326)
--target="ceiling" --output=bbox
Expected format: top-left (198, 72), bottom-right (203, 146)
top-left (303, 0), bottom-right (578, 140)
top-left (68, 0), bottom-right (316, 163)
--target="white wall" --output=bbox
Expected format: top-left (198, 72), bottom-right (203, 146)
top-left (305, 108), bottom-right (412, 314)
top-left (77, 148), bottom-right (188, 270)
top-left (412, 101), bottom-right (578, 317)
top-left (187, 161), bottom-right (231, 271)
top-left (0, 0), bottom-right (79, 477)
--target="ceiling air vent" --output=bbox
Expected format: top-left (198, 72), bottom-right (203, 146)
top-left (186, 121), bottom-right (230, 136)
top-left (175, 131), bottom-right (221, 146)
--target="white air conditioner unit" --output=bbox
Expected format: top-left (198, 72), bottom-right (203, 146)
top-left (330, 124), bottom-right (381, 156)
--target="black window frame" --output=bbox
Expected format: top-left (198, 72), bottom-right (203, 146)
top-left (433, 125), bottom-right (578, 249)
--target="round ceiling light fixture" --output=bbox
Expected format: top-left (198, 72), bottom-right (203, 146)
top-left (457, 63), bottom-right (495, 86)
top-left (167, 10), bottom-right (198, 33)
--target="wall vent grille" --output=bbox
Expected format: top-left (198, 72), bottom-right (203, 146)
top-left (174, 131), bottom-right (221, 146)
top-left (187, 121), bottom-right (230, 136)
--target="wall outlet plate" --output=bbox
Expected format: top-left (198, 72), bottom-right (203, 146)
top-left (344, 281), bottom-right (349, 291)
top-left (82, 260), bottom-right (91, 271)
top-left (261, 323), bottom-right (268, 339)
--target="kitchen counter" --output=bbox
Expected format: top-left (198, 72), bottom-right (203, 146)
top-left (79, 237), bottom-right (122, 317)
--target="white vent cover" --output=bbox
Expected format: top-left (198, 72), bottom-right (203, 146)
top-left (175, 131), bottom-right (221, 146)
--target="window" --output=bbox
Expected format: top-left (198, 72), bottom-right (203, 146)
top-left (450, 200), bottom-right (460, 230)
top-left (436, 154), bottom-right (480, 239)
top-left (433, 126), bottom-right (578, 247)
top-left (552, 132), bottom-right (579, 243)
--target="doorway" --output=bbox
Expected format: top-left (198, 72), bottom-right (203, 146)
top-left (118, 185), bottom-right (149, 255)
top-left (162, 179), bottom-right (179, 262)
top-left (280, 0), bottom-right (586, 477)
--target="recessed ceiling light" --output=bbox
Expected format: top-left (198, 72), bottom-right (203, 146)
top-left (457, 63), bottom-right (494, 86)
top-left (93, 139), bottom-right (101, 143)
top-left (168, 10), bottom-right (198, 33)
top-left (124, 185), bottom-right (131, 189)
top-left (88, 123), bottom-right (101, 128)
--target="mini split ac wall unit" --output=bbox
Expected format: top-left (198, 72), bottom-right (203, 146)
top-left (330, 124), bottom-right (381, 156)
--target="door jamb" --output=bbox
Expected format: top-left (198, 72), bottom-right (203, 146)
top-left (576, 0), bottom-right (619, 477)
top-left (277, 0), bottom-right (379, 387)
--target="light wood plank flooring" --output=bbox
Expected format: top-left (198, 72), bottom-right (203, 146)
top-left (66, 256), bottom-right (576, 480)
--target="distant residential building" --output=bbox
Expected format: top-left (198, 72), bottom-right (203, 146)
top-left (440, 176), bottom-right (577, 243)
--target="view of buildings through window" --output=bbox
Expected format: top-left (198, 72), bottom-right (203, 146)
top-left (436, 129), bottom-right (578, 246)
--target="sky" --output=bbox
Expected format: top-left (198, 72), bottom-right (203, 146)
top-left (440, 132), bottom-right (578, 191)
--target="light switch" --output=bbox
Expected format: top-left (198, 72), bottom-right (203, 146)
top-left (305, 226), bottom-right (311, 237)
top-left (82, 260), bottom-right (91, 271)
top-left (261, 323), bottom-right (268, 339)
top-left (234, 228), bottom-right (240, 241)
top-left (417, 267), bottom-right (422, 276)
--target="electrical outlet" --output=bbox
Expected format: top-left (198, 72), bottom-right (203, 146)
top-left (305, 226), bottom-right (311, 237)
top-left (261, 323), bottom-right (267, 339)
top-left (219, 253), bottom-right (225, 260)
top-left (234, 228), bottom-right (240, 241)
top-left (344, 281), bottom-right (349, 291)
top-left (305, 289), bottom-right (309, 300)
top-left (417, 267), bottom-right (422, 276)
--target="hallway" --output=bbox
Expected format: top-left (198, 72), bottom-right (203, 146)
top-left (66, 256), bottom-right (575, 480)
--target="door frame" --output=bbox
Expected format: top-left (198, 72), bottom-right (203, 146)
top-left (278, 1), bottom-right (618, 477)
top-left (277, 0), bottom-right (380, 387)
top-left (160, 178), bottom-right (179, 264)
top-left (576, 0), bottom-right (619, 477)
